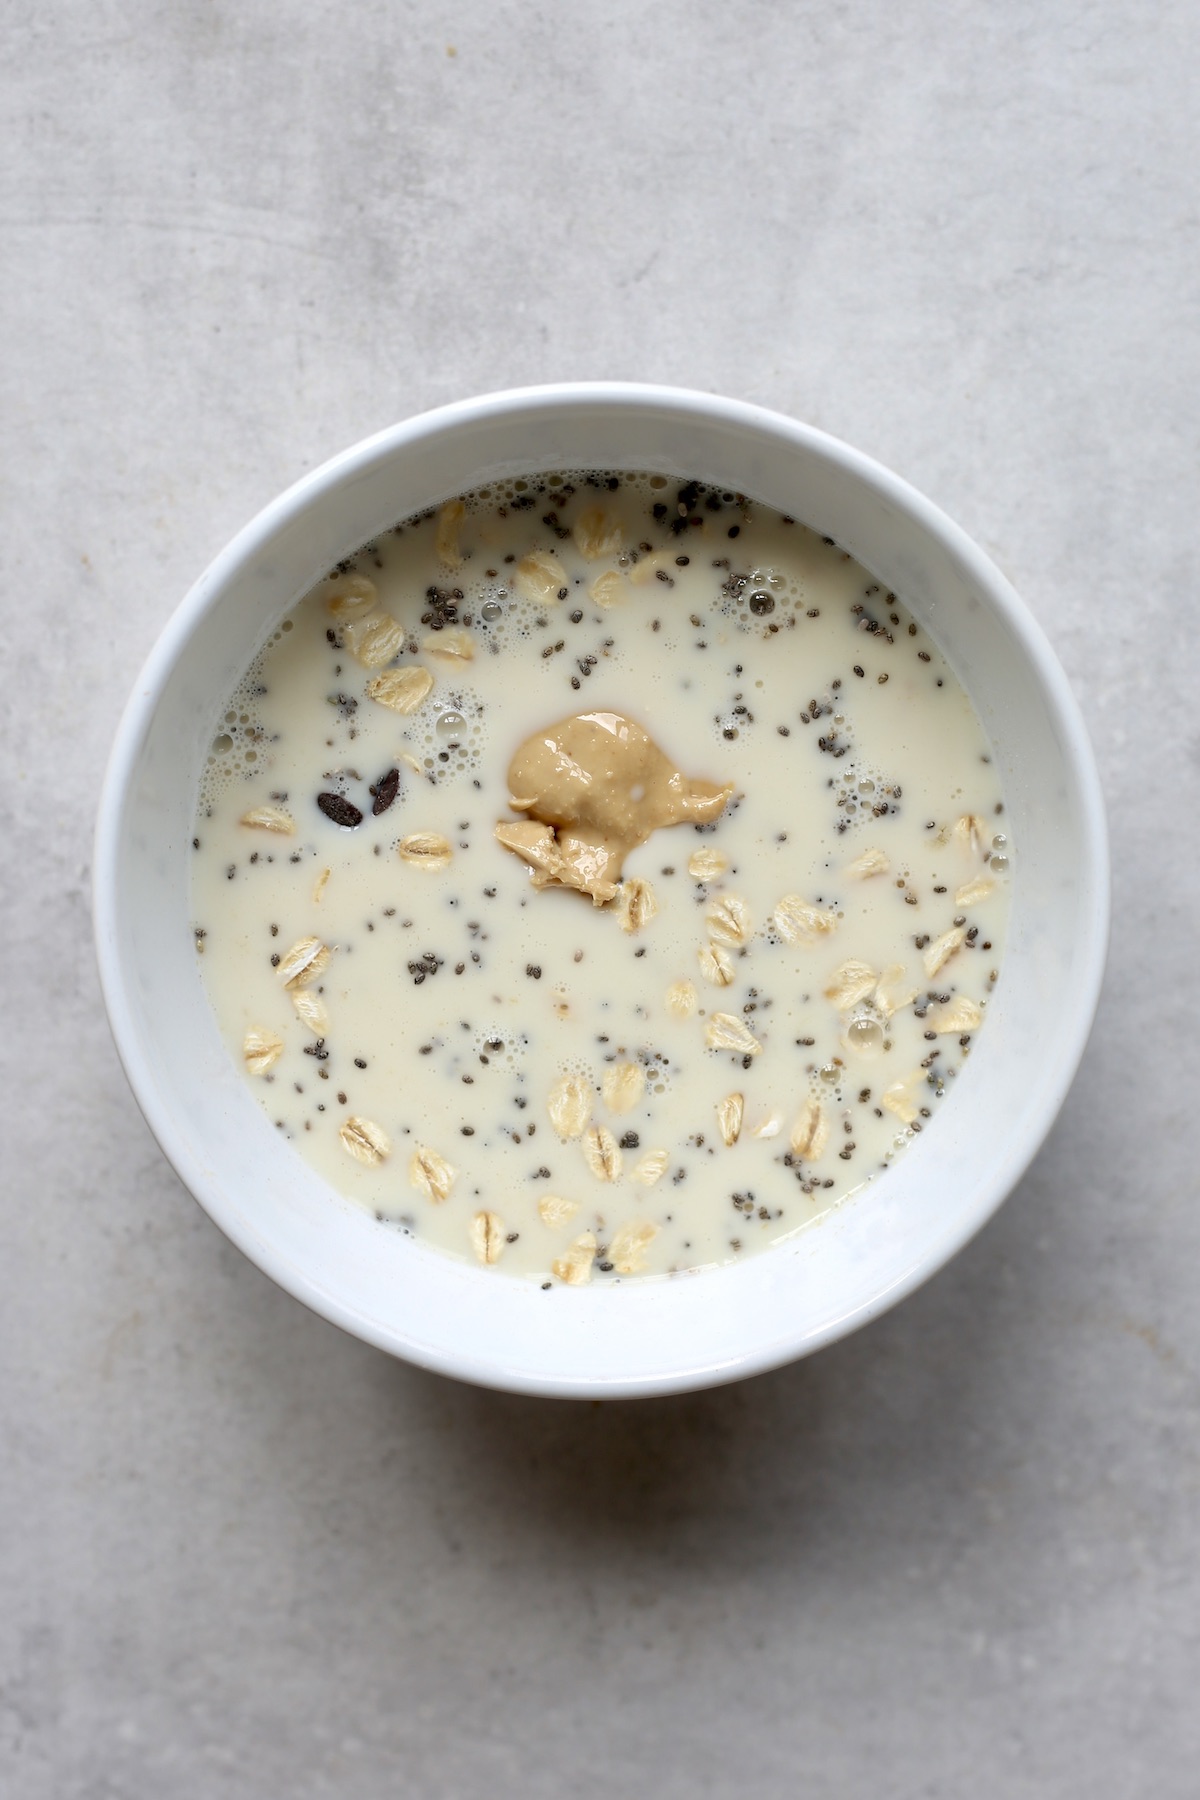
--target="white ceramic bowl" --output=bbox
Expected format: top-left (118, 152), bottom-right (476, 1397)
top-left (94, 384), bottom-right (1108, 1397)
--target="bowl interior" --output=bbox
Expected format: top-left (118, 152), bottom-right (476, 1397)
top-left (95, 386), bottom-right (1107, 1396)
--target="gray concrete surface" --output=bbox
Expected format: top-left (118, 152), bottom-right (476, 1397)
top-left (3, 3), bottom-right (1198, 1795)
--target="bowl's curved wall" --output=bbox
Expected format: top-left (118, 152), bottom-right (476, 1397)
top-left (94, 385), bottom-right (1108, 1396)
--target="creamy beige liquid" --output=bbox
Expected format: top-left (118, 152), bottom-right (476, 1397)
top-left (192, 473), bottom-right (1011, 1283)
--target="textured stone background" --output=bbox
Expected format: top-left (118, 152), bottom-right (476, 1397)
top-left (3, 3), bottom-right (1198, 1795)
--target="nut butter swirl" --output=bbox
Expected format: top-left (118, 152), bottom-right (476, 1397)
top-left (495, 710), bottom-right (732, 906)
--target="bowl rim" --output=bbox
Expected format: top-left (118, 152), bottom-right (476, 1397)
top-left (93, 382), bottom-right (1110, 1395)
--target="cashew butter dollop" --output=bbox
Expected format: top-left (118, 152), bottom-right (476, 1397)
top-left (494, 710), bottom-right (733, 905)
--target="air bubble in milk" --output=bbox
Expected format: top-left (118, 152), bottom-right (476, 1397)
top-left (198, 655), bottom-right (269, 805)
top-left (805, 1062), bottom-right (844, 1108)
top-left (408, 687), bottom-right (485, 780)
top-left (845, 1017), bottom-right (884, 1055)
top-left (834, 758), bottom-right (882, 833)
top-left (631, 1047), bottom-right (673, 1097)
top-left (558, 1054), bottom-right (596, 1092)
top-left (472, 1029), bottom-right (528, 1072)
